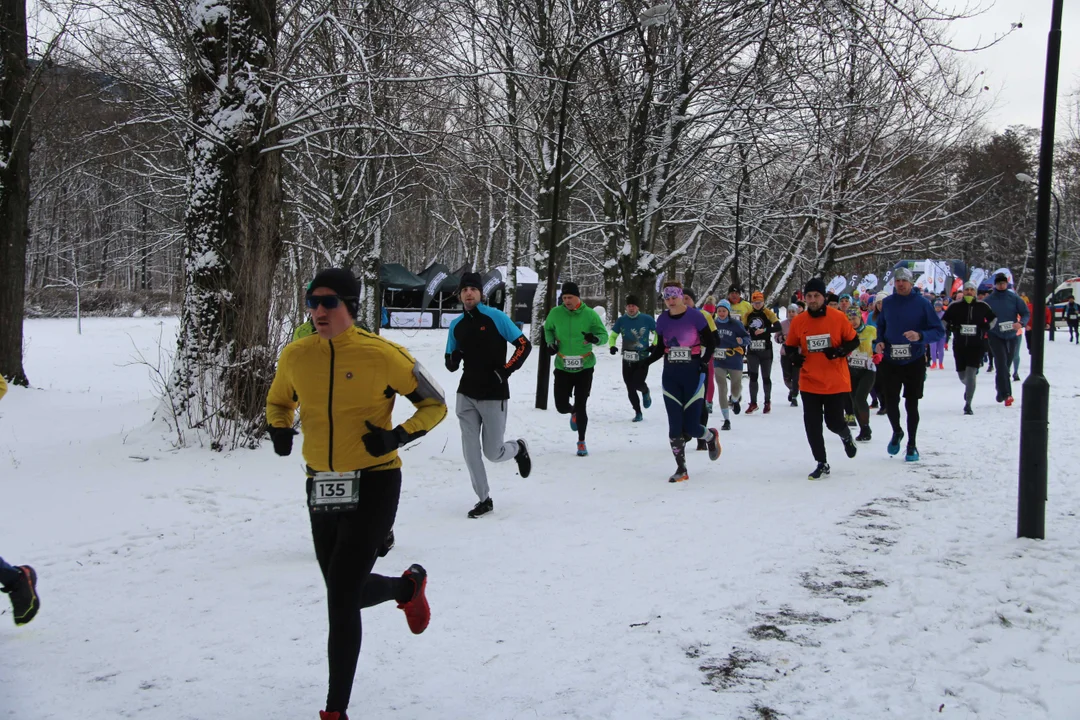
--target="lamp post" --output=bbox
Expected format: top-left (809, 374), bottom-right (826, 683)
top-left (534, 4), bottom-right (672, 410)
top-left (1017, 0), bottom-right (1063, 540)
top-left (1017, 172), bottom-right (1061, 340)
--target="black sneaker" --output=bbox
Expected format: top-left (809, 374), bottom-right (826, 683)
top-left (876, 406), bottom-right (888, 416)
top-left (808, 462), bottom-right (830, 480)
top-left (515, 439), bottom-right (531, 478)
top-left (668, 466), bottom-right (689, 483)
top-left (721, 419), bottom-right (731, 431)
top-left (378, 529), bottom-right (395, 558)
top-left (1013, 373), bottom-right (1021, 382)
top-left (696, 439), bottom-right (707, 451)
top-left (842, 434), bottom-right (858, 458)
top-left (844, 413), bottom-right (857, 427)
top-left (855, 427), bottom-right (872, 442)
top-left (2, 565), bottom-right (39, 626)
top-left (964, 404), bottom-right (973, 415)
top-left (732, 398), bottom-right (741, 415)
top-left (789, 398), bottom-right (798, 407)
top-left (467, 497), bottom-right (493, 518)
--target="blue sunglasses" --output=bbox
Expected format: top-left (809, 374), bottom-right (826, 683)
top-left (305, 295), bottom-right (354, 310)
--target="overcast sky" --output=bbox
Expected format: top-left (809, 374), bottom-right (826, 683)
top-left (953, 0), bottom-right (1079, 131)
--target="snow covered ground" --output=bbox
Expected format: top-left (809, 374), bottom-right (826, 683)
top-left (2, 317), bottom-right (1079, 720)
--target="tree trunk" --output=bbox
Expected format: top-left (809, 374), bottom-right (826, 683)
top-left (0, 0), bottom-right (30, 386)
top-left (171, 0), bottom-right (283, 445)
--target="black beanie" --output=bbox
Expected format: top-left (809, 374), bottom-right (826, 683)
top-left (804, 277), bottom-right (827, 296)
top-left (308, 268), bottom-right (359, 317)
top-left (561, 281), bottom-right (580, 298)
top-left (625, 293), bottom-right (641, 307)
top-left (728, 283), bottom-right (742, 295)
top-left (683, 288), bottom-right (697, 302)
top-left (458, 272), bottom-right (483, 293)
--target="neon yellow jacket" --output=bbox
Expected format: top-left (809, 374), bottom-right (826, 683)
top-left (266, 327), bottom-right (447, 473)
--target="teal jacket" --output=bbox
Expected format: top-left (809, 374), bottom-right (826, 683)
top-left (543, 303), bottom-right (609, 372)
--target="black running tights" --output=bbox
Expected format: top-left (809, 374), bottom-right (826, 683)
top-left (554, 367), bottom-right (594, 441)
top-left (800, 391), bottom-right (849, 464)
top-left (308, 469), bottom-right (413, 714)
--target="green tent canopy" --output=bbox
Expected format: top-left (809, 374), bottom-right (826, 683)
top-left (379, 263), bottom-right (426, 291)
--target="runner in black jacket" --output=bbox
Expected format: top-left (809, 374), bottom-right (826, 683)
top-left (941, 281), bottom-right (995, 415)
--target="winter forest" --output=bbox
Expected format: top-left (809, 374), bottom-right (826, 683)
top-left (0, 0), bottom-right (1077, 448)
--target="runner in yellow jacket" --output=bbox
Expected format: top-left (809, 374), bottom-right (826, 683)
top-left (266, 268), bottom-right (446, 720)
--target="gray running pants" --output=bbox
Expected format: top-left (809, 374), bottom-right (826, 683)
top-left (456, 394), bottom-right (519, 502)
top-left (958, 367), bottom-right (977, 405)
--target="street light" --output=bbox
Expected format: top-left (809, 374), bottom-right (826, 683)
top-left (1017, 172), bottom-right (1061, 341)
top-left (1017, 0), bottom-right (1063, 541)
top-left (534, 4), bottom-right (673, 410)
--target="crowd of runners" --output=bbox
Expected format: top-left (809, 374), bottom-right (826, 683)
top-left (2, 264), bottom-right (1058, 720)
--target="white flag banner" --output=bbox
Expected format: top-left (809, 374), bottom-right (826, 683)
top-left (655, 273), bottom-right (665, 294)
top-left (933, 261), bottom-right (948, 294)
top-left (969, 268), bottom-right (987, 288)
top-left (914, 272), bottom-right (931, 291)
top-left (859, 273), bottom-right (879, 292)
top-left (827, 275), bottom-right (847, 294)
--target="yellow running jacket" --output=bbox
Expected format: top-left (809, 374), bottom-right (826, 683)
top-left (266, 327), bottom-right (447, 473)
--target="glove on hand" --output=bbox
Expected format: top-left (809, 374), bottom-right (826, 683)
top-left (267, 426), bottom-right (297, 457)
top-left (547, 342), bottom-right (559, 355)
top-left (822, 347), bottom-right (845, 360)
top-left (583, 332), bottom-right (600, 344)
top-left (610, 346), bottom-right (619, 356)
top-left (362, 421), bottom-right (406, 457)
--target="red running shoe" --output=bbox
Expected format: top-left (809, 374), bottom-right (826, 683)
top-left (745, 402), bottom-right (759, 414)
top-left (763, 401), bottom-right (771, 414)
top-left (398, 564), bottom-right (430, 634)
top-left (1005, 396), bottom-right (1014, 407)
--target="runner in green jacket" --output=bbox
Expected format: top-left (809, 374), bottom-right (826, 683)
top-left (543, 282), bottom-right (608, 456)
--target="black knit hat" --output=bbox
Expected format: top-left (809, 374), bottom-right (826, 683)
top-left (728, 284), bottom-right (742, 295)
top-left (308, 268), bottom-right (359, 318)
top-left (625, 293), bottom-right (641, 307)
top-left (683, 288), bottom-right (697, 302)
top-left (804, 277), bottom-right (827, 296)
top-left (825, 292), bottom-right (840, 305)
top-left (561, 281), bottom-right (581, 298)
top-left (458, 272), bottom-right (483, 293)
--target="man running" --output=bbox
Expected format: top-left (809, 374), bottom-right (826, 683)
top-left (783, 277), bottom-right (860, 479)
top-left (609, 294), bottom-right (656, 421)
top-left (941, 280), bottom-right (995, 415)
top-left (778, 302), bottom-right (802, 406)
top-left (646, 282), bottom-right (720, 482)
top-left (543, 282), bottom-right (608, 456)
top-left (683, 289), bottom-right (719, 450)
top-left (846, 305), bottom-right (878, 441)
top-left (266, 268), bottom-right (447, 720)
top-left (445, 272), bottom-right (533, 519)
top-left (744, 291), bottom-right (780, 414)
top-left (1065, 296), bottom-right (1079, 343)
top-left (727, 284), bottom-right (753, 325)
top-left (713, 299), bottom-right (751, 430)
top-left (981, 272), bottom-right (1029, 406)
top-left (873, 267), bottom-right (945, 461)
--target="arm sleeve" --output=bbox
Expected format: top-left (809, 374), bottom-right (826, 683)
top-left (838, 321), bottom-right (861, 355)
top-left (445, 318), bottom-right (459, 354)
top-left (645, 339), bottom-right (664, 366)
top-left (388, 348), bottom-right (449, 444)
top-left (877, 306), bottom-right (888, 343)
top-left (765, 309), bottom-right (781, 333)
top-left (504, 335), bottom-right (532, 373)
top-left (490, 307), bottom-right (525, 344)
top-left (266, 346), bottom-right (298, 429)
top-left (609, 317), bottom-right (623, 347)
top-left (699, 324), bottom-right (717, 360)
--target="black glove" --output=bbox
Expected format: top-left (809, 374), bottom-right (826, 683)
top-left (583, 332), bottom-right (600, 344)
top-left (445, 350), bottom-right (462, 372)
top-left (822, 347), bottom-right (845, 360)
top-left (547, 342), bottom-right (559, 355)
top-left (610, 346), bottom-right (618, 356)
top-left (362, 420), bottom-right (406, 457)
top-left (267, 426), bottom-right (297, 456)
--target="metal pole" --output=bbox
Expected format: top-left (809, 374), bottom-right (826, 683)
top-left (1018, 0), bottom-right (1063, 540)
top-left (1049, 195), bottom-right (1060, 341)
top-left (535, 22), bottom-right (641, 409)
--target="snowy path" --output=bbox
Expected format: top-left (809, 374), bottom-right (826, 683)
top-left (2, 318), bottom-right (1078, 719)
